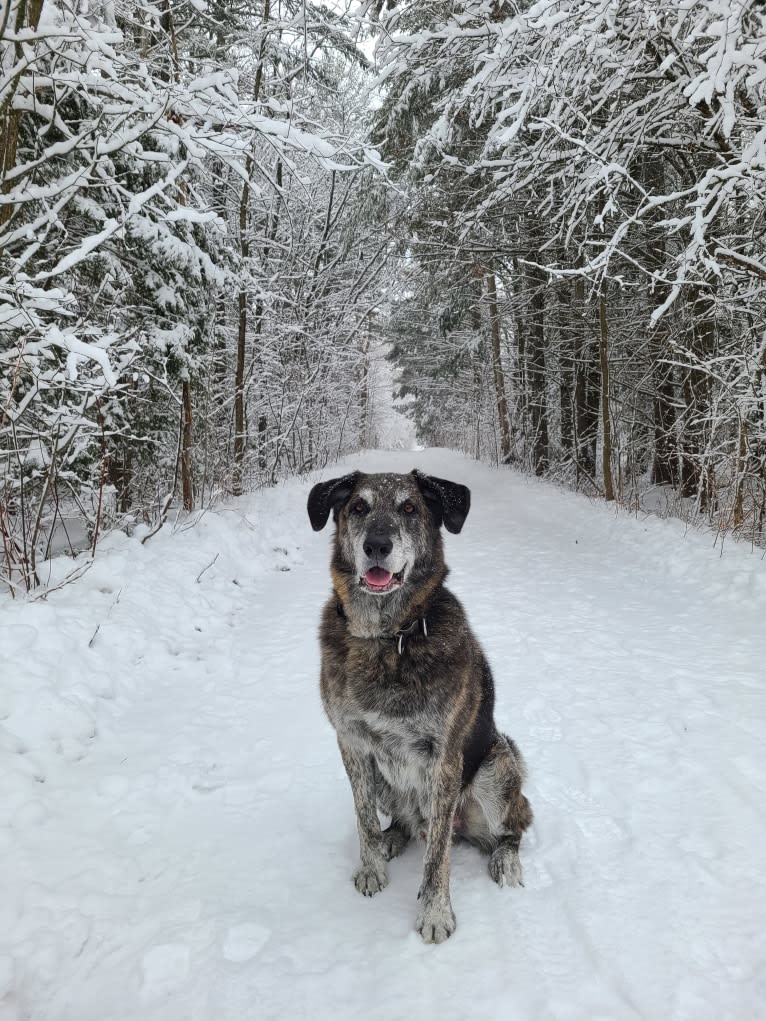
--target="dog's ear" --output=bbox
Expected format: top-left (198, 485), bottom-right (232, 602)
top-left (307, 472), bottom-right (360, 531)
top-left (411, 470), bottom-right (471, 534)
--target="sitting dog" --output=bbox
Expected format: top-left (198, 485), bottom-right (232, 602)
top-left (308, 469), bottom-right (532, 943)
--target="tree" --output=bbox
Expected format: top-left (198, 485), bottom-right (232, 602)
top-left (369, 0), bottom-right (766, 536)
top-left (0, 0), bottom-right (391, 589)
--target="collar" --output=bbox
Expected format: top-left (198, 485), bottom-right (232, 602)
top-left (336, 602), bottom-right (428, 655)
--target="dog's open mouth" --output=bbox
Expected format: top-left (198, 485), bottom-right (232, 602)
top-left (360, 566), bottom-right (405, 594)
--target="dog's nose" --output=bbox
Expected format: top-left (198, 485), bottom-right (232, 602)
top-left (364, 533), bottom-right (393, 559)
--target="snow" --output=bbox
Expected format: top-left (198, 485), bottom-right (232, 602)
top-left (2, 448), bottom-right (766, 1020)
top-left (47, 326), bottom-right (117, 388)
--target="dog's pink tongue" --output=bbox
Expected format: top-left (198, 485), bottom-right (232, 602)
top-left (365, 567), bottom-right (393, 589)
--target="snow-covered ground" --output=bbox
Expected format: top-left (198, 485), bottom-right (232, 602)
top-left (2, 449), bottom-right (766, 1021)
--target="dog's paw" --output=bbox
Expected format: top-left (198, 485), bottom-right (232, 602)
top-left (415, 898), bottom-right (456, 944)
top-left (379, 824), bottom-right (409, 861)
top-left (488, 845), bottom-right (524, 888)
top-left (353, 862), bottom-right (388, 897)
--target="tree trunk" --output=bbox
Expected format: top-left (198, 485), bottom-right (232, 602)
top-left (558, 277), bottom-right (574, 461)
top-left (484, 268), bottom-right (512, 464)
top-left (233, 268), bottom-right (247, 495)
top-left (181, 379), bottom-right (193, 511)
top-left (359, 325), bottom-right (370, 448)
top-left (258, 413), bottom-right (268, 472)
top-left (233, 0), bottom-right (271, 494)
top-left (0, 0), bottom-right (46, 232)
top-left (680, 283), bottom-right (716, 505)
top-left (511, 261), bottom-right (528, 459)
top-left (471, 288), bottom-right (484, 459)
top-left (527, 260), bottom-right (549, 474)
top-left (652, 344), bottom-right (678, 487)
top-left (733, 416), bottom-right (747, 530)
top-left (572, 270), bottom-right (598, 481)
top-left (643, 152), bottom-right (679, 487)
top-left (156, 0), bottom-right (193, 512)
top-left (599, 290), bottom-right (615, 501)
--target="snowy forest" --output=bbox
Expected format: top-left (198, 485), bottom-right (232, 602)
top-left (2, 0), bottom-right (766, 591)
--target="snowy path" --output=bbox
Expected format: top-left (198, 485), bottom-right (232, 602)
top-left (2, 449), bottom-right (766, 1021)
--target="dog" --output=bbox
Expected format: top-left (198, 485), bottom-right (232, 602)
top-left (308, 468), bottom-right (532, 943)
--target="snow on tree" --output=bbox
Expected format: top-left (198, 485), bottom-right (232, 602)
top-left (1, 0), bottom-right (390, 589)
top-left (370, 0), bottom-right (766, 536)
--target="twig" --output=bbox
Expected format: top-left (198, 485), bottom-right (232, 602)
top-left (91, 398), bottom-right (109, 556)
top-left (0, 572), bottom-right (26, 597)
top-left (0, 500), bottom-right (16, 598)
top-left (88, 586), bottom-right (124, 647)
top-left (176, 506), bottom-right (209, 534)
top-left (29, 560), bottom-right (93, 601)
top-left (29, 423), bottom-right (61, 585)
top-left (140, 493), bottom-right (174, 545)
top-left (10, 418), bottom-right (30, 591)
top-left (196, 552), bottom-right (219, 583)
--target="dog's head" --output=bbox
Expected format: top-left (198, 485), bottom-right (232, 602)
top-left (307, 470), bottom-right (470, 597)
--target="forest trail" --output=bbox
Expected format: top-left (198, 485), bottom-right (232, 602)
top-left (2, 449), bottom-right (766, 1021)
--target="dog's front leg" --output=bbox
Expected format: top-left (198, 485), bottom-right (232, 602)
top-left (416, 755), bottom-right (462, 944)
top-left (337, 738), bottom-right (388, 897)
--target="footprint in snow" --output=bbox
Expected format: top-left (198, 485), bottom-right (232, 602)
top-left (523, 698), bottom-right (562, 741)
top-left (98, 775), bottom-right (130, 800)
top-left (575, 814), bottom-right (628, 844)
top-left (733, 755), bottom-right (766, 794)
top-left (519, 857), bottom-right (554, 891)
top-left (535, 776), bottom-right (594, 813)
top-left (140, 943), bottom-right (190, 1000)
top-left (0, 955), bottom-right (13, 998)
top-left (222, 923), bottom-right (270, 963)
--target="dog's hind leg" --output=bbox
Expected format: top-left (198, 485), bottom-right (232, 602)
top-left (338, 738), bottom-right (389, 896)
top-left (488, 810), bottom-right (531, 888)
top-left (490, 737), bottom-right (533, 887)
top-left (462, 734), bottom-right (533, 888)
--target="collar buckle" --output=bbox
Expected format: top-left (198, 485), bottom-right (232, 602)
top-left (395, 617), bottom-right (428, 655)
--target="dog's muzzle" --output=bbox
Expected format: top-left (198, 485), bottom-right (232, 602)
top-left (360, 566), bottom-right (405, 594)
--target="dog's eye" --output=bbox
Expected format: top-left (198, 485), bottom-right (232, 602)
top-left (351, 500), bottom-right (367, 515)
top-left (401, 501), bottom-right (416, 515)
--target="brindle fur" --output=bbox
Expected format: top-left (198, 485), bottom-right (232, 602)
top-left (308, 469), bottom-right (533, 944)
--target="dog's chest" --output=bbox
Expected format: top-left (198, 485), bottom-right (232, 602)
top-left (321, 629), bottom-right (454, 795)
top-left (352, 708), bottom-right (437, 794)
top-left (330, 683), bottom-right (440, 794)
